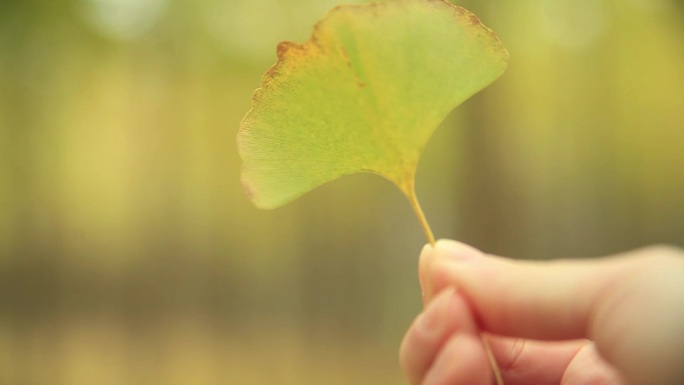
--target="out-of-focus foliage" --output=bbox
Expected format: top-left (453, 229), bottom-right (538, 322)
top-left (0, 0), bottom-right (682, 384)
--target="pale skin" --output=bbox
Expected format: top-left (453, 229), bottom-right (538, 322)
top-left (400, 240), bottom-right (684, 385)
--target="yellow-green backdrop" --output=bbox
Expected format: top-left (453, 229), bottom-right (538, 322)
top-left (1, 0), bottom-right (683, 384)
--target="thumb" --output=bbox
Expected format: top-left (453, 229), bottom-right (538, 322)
top-left (419, 239), bottom-right (684, 385)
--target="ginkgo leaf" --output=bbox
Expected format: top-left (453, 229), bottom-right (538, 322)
top-left (238, 0), bottom-right (509, 240)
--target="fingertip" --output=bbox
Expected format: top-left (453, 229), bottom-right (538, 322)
top-left (421, 240), bottom-right (487, 304)
top-left (433, 239), bottom-right (486, 264)
top-left (423, 333), bottom-right (492, 385)
top-left (400, 288), bottom-right (480, 385)
top-left (420, 243), bottom-right (434, 258)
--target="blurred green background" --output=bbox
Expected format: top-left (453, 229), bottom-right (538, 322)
top-left (1, 0), bottom-right (683, 384)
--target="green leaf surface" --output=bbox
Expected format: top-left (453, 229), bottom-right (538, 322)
top-left (238, 0), bottom-right (509, 209)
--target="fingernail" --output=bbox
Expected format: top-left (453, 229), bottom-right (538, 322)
top-left (419, 243), bottom-right (433, 306)
top-left (415, 288), bottom-right (454, 335)
top-left (419, 243), bottom-right (433, 262)
top-left (434, 240), bottom-right (483, 263)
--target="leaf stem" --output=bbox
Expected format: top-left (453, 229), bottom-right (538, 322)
top-left (405, 184), bottom-right (435, 246)
top-left (404, 180), bottom-right (504, 385)
top-left (482, 334), bottom-right (504, 385)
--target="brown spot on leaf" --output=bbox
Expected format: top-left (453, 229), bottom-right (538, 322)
top-left (264, 64), bottom-right (280, 84)
top-left (367, 3), bottom-right (381, 16)
top-left (453, 4), bottom-right (467, 16)
top-left (277, 41), bottom-right (295, 59)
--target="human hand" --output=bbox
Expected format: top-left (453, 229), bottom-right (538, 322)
top-left (399, 240), bottom-right (684, 385)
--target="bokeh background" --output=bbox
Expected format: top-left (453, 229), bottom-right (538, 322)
top-left (1, 0), bottom-right (683, 384)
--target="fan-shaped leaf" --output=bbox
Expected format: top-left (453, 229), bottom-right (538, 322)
top-left (238, 0), bottom-right (509, 210)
